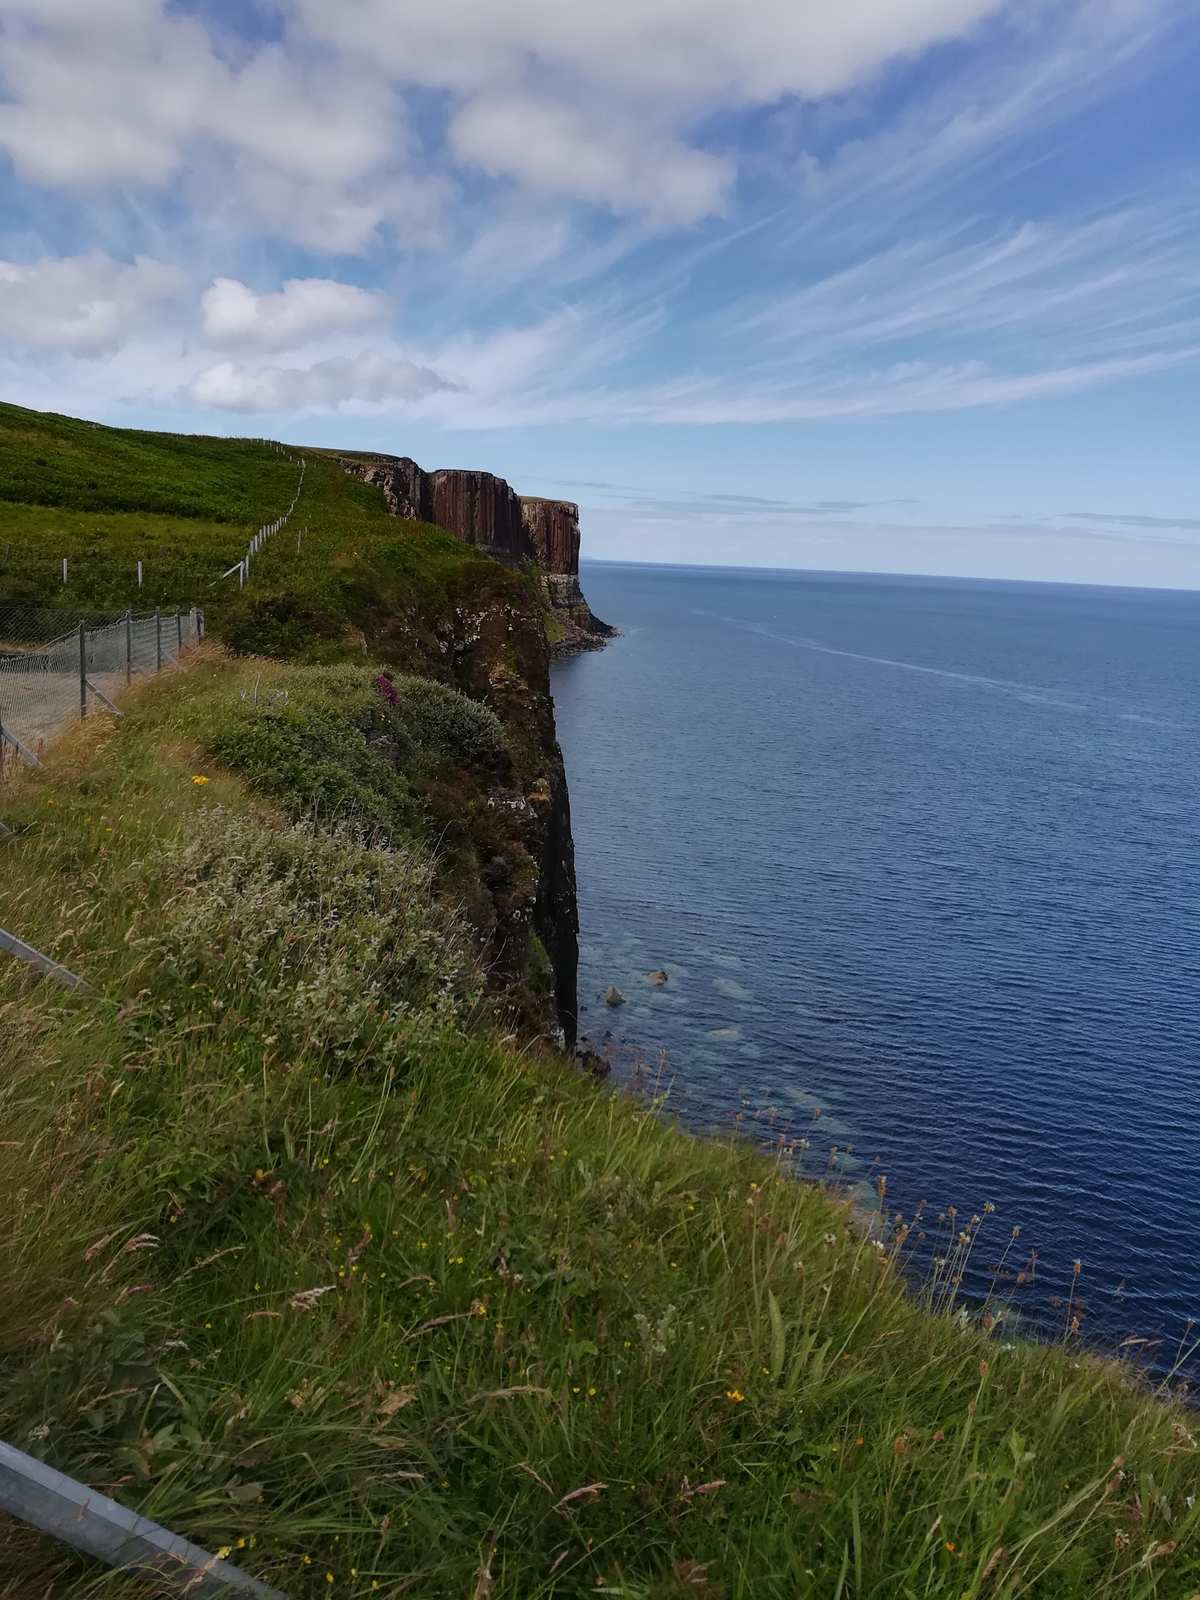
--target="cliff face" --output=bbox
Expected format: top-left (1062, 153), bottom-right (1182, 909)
top-left (336, 453), bottom-right (616, 1042)
top-left (520, 496), bottom-right (614, 654)
top-left (430, 469), bottom-right (529, 563)
top-left (520, 495), bottom-right (580, 573)
top-left (342, 454), bottom-right (612, 654)
top-left (356, 456), bottom-right (432, 522)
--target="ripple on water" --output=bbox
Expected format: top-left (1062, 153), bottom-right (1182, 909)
top-left (556, 565), bottom-right (1200, 1375)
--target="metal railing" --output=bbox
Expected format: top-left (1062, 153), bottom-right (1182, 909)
top-left (0, 605), bottom-right (203, 769)
top-left (0, 1438), bottom-right (284, 1597)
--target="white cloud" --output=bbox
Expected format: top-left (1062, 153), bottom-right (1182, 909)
top-left (187, 351), bottom-right (459, 413)
top-left (201, 277), bottom-right (386, 348)
top-left (0, 0), bottom-right (1023, 231)
top-left (449, 95), bottom-right (732, 225)
top-left (0, 3), bottom-right (418, 248)
top-left (0, 252), bottom-right (185, 351)
top-left (297, 0), bottom-right (1009, 105)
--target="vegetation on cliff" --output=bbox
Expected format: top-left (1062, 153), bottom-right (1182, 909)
top-left (1, 408), bottom-right (1197, 1597)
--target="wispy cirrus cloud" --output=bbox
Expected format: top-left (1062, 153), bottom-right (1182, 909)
top-left (0, 0), bottom-right (1195, 437)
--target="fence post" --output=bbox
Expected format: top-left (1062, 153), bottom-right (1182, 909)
top-left (78, 621), bottom-right (87, 721)
top-left (155, 608), bottom-right (162, 673)
top-left (239, 560), bottom-right (246, 589)
top-left (137, 560), bottom-right (144, 589)
top-left (61, 558), bottom-right (68, 586)
top-left (125, 610), bottom-right (133, 687)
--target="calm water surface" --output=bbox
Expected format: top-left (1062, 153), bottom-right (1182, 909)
top-left (553, 564), bottom-right (1200, 1371)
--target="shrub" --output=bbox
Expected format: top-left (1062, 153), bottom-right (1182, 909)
top-left (137, 806), bottom-right (481, 1064)
top-left (389, 674), bottom-right (509, 769)
top-left (207, 671), bottom-right (421, 843)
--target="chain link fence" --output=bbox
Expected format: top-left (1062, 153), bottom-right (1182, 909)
top-left (0, 605), bottom-right (203, 772)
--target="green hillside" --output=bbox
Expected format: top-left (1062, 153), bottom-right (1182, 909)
top-left (0, 401), bottom-right (518, 641)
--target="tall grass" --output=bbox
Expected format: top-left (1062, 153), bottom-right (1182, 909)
top-left (1, 659), bottom-right (1197, 1599)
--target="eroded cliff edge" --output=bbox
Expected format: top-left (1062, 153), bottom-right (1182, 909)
top-left (342, 453), bottom-right (614, 655)
top-left (315, 453), bottom-right (598, 1047)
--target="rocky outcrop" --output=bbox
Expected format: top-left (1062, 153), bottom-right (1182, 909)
top-left (521, 496), bottom-right (580, 574)
top-left (352, 456), bottom-right (432, 522)
top-left (341, 454), bottom-right (613, 657)
top-left (520, 496), bottom-right (614, 655)
top-left (437, 575), bottom-right (580, 1044)
top-left (431, 469), bottom-right (529, 562)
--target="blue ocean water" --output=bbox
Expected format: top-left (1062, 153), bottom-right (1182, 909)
top-left (552, 564), bottom-right (1200, 1373)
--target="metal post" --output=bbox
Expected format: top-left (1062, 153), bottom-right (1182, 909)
top-left (137, 559), bottom-right (144, 589)
top-left (176, 610), bottom-right (182, 657)
top-left (155, 607), bottom-right (162, 673)
top-left (78, 621), bottom-right (87, 720)
top-left (239, 560), bottom-right (246, 589)
top-left (125, 609), bottom-right (133, 687)
top-left (62, 557), bottom-right (68, 585)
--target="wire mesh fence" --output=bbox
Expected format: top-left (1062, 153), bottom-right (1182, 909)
top-left (0, 604), bottom-right (203, 772)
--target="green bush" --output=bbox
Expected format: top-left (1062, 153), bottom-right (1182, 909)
top-left (207, 667), bottom-right (508, 838)
top-left (207, 672), bottom-right (420, 842)
top-left (389, 674), bottom-right (509, 769)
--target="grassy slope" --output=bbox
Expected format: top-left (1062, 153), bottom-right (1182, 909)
top-left (0, 408), bottom-right (1197, 1598)
top-left (0, 400), bottom-right (534, 630)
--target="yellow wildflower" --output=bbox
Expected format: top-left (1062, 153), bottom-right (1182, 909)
top-left (191, 775), bottom-right (209, 786)
top-left (726, 1389), bottom-right (745, 1403)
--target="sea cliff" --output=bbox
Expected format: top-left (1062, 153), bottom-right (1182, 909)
top-left (342, 452), bottom-right (614, 655)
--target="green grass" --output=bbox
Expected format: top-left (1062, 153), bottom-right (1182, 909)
top-left (1, 659), bottom-right (1198, 1600)
top-left (0, 400), bottom-right (297, 522)
top-left (0, 401), bottom-right (530, 656)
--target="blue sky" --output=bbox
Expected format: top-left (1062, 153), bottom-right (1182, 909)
top-left (1, 0), bottom-right (1198, 586)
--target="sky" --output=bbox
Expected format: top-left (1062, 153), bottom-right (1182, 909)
top-left (0, 0), bottom-right (1198, 586)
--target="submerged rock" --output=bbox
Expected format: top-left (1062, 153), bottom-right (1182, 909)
top-left (646, 969), bottom-right (669, 986)
top-left (575, 1045), bottom-right (611, 1078)
top-left (605, 985), bottom-right (625, 1007)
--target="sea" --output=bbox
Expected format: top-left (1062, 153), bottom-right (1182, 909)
top-left (552, 563), bottom-right (1200, 1378)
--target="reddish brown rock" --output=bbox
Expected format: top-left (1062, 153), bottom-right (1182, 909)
top-left (520, 496), bottom-right (581, 575)
top-left (430, 469), bottom-right (530, 562)
top-left (343, 451), bottom-right (613, 654)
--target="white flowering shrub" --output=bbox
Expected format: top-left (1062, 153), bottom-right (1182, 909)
top-left (140, 807), bottom-right (481, 1068)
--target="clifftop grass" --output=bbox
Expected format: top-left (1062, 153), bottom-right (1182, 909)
top-left (0, 400), bottom-right (520, 635)
top-left (1, 658), bottom-right (1198, 1599)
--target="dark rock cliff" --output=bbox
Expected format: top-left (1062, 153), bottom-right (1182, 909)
top-left (520, 495), bottom-right (580, 573)
top-left (342, 454), bottom-right (612, 653)
top-left (520, 496), bottom-right (614, 655)
top-left (431, 469), bottom-right (529, 563)
top-left (342, 454), bottom-right (582, 1043)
